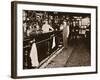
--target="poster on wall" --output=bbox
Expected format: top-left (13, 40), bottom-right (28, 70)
top-left (11, 1), bottom-right (98, 78)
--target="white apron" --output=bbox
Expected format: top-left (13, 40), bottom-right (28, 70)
top-left (30, 42), bottom-right (39, 67)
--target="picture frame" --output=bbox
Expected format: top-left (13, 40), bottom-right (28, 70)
top-left (11, 1), bottom-right (98, 78)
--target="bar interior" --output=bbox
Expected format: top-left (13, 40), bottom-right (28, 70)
top-left (23, 10), bottom-right (91, 69)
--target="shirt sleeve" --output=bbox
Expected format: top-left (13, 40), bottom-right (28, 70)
top-left (49, 25), bottom-right (54, 31)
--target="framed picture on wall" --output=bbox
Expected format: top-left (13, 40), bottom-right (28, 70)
top-left (11, 1), bottom-right (98, 78)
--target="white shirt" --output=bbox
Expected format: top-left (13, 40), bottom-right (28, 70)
top-left (42, 24), bottom-right (54, 32)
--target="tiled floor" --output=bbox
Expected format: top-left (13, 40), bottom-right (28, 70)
top-left (45, 39), bottom-right (90, 68)
top-left (65, 39), bottom-right (91, 67)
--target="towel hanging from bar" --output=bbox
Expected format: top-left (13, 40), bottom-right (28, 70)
top-left (30, 42), bottom-right (39, 67)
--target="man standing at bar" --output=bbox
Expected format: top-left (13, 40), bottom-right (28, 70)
top-left (62, 20), bottom-right (70, 49)
top-left (42, 20), bottom-right (54, 54)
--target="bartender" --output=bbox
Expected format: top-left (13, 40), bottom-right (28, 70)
top-left (42, 20), bottom-right (54, 32)
top-left (42, 20), bottom-right (54, 54)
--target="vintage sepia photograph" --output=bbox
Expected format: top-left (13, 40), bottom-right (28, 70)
top-left (11, 1), bottom-right (97, 78)
top-left (23, 10), bottom-right (91, 69)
